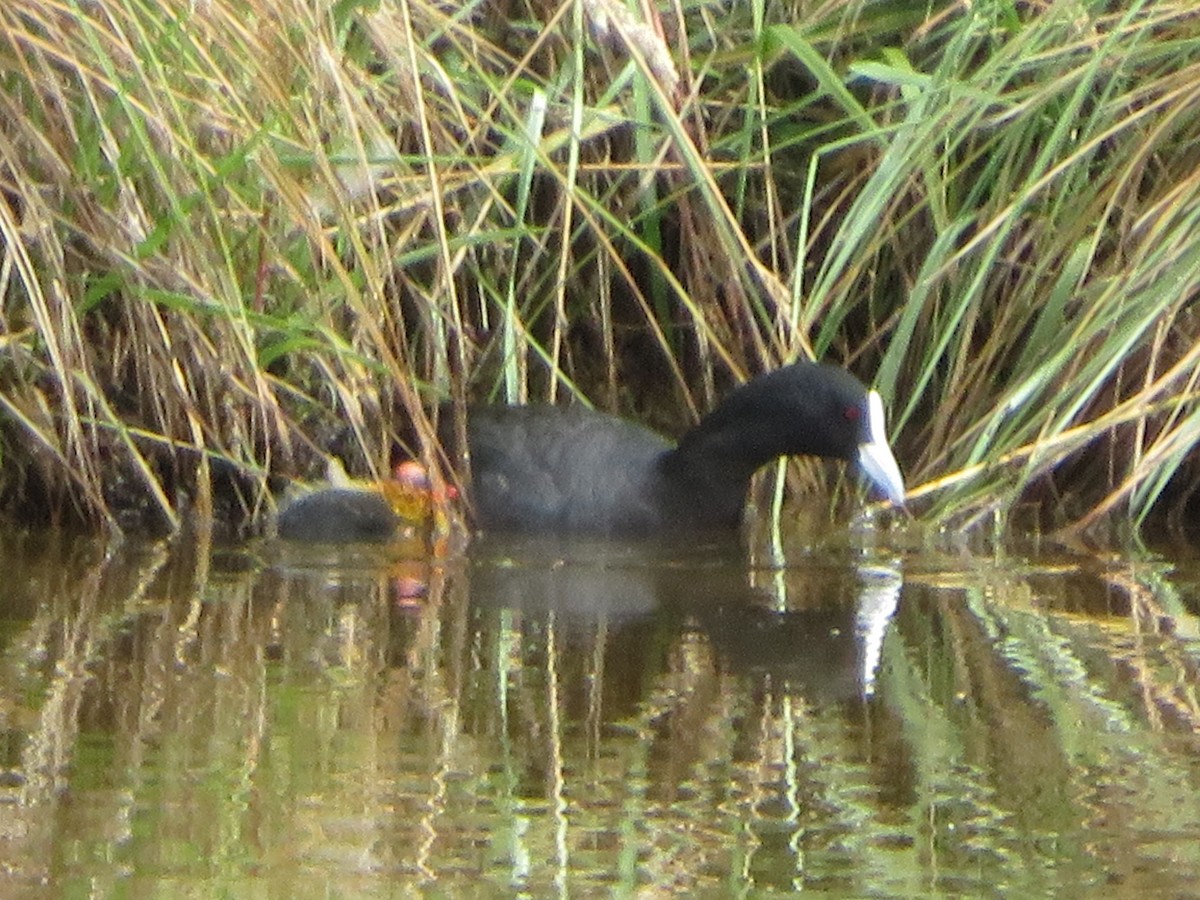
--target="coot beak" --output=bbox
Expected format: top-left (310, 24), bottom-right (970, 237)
top-left (857, 391), bottom-right (906, 506)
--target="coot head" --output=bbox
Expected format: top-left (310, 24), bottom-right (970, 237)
top-left (668, 362), bottom-right (904, 499)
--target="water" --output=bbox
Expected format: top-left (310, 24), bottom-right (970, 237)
top-left (1, 523), bottom-right (1198, 896)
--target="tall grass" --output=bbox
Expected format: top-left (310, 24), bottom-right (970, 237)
top-left (2, 0), bottom-right (1199, 538)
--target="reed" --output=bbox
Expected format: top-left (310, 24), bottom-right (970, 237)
top-left (2, 0), bottom-right (1199, 537)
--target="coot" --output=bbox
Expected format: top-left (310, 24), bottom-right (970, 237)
top-left (275, 361), bottom-right (905, 541)
top-left (275, 461), bottom-right (445, 543)
top-left (465, 361), bottom-right (904, 535)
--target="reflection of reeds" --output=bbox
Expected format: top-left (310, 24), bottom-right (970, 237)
top-left (1100, 569), bottom-right (1200, 734)
top-left (3, 2), bottom-right (1200, 535)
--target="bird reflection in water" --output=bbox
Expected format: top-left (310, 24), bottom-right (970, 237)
top-left (463, 534), bottom-right (902, 705)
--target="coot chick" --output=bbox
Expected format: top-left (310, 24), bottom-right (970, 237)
top-left (465, 361), bottom-right (904, 536)
top-left (276, 461), bottom-right (446, 543)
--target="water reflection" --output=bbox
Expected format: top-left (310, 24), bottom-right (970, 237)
top-left (464, 534), bottom-right (899, 698)
top-left (0, 528), bottom-right (1198, 896)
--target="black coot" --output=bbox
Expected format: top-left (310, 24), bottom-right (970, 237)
top-left (464, 361), bottom-right (904, 535)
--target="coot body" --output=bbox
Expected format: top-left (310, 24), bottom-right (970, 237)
top-left (464, 361), bottom-right (904, 536)
top-left (276, 488), bottom-right (399, 542)
top-left (465, 406), bottom-right (680, 534)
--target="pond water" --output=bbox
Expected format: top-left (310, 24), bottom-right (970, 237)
top-left (1, 519), bottom-right (1199, 897)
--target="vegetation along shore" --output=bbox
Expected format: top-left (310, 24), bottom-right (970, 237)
top-left (2, 0), bottom-right (1199, 541)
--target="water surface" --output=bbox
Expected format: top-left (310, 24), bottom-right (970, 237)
top-left (0, 523), bottom-right (1198, 896)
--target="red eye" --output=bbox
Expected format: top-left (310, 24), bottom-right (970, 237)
top-left (843, 405), bottom-right (861, 422)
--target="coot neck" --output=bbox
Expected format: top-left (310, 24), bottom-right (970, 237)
top-left (657, 375), bottom-right (804, 523)
top-left (662, 415), bottom-right (782, 489)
